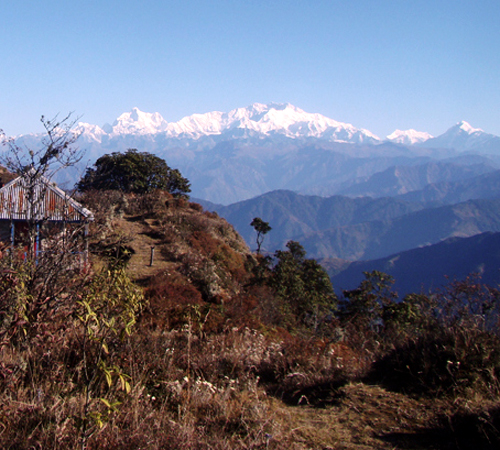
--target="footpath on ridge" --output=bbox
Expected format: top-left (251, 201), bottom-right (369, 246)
top-left (119, 215), bottom-right (172, 280)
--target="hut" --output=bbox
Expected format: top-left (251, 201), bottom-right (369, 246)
top-left (0, 169), bottom-right (93, 262)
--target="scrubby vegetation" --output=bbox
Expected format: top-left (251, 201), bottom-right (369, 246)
top-left (2, 188), bottom-right (500, 449)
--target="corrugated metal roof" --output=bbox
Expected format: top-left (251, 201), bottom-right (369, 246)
top-left (0, 171), bottom-right (93, 222)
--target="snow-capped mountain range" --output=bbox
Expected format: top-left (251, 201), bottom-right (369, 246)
top-left (68, 102), bottom-right (499, 151)
top-left (76, 103), bottom-right (381, 145)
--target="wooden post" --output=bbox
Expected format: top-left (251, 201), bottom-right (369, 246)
top-left (150, 246), bottom-right (155, 266)
top-left (84, 222), bottom-right (89, 268)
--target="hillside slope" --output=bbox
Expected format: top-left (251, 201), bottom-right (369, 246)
top-left (83, 190), bottom-right (252, 302)
top-left (399, 169), bottom-right (500, 204)
top-left (201, 191), bottom-right (500, 261)
top-left (330, 231), bottom-right (500, 296)
top-left (337, 159), bottom-right (496, 198)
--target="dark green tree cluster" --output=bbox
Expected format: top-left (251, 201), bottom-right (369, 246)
top-left (339, 270), bottom-right (398, 331)
top-left (249, 218), bottom-right (336, 331)
top-left (77, 149), bottom-right (191, 197)
top-left (269, 240), bottom-right (337, 327)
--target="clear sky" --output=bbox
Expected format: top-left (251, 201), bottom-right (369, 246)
top-left (1, 0), bottom-right (499, 138)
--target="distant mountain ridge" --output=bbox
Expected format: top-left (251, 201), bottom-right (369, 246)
top-left (8, 103), bottom-right (500, 204)
top-left (329, 232), bottom-right (500, 296)
top-left (200, 191), bottom-right (500, 261)
top-left (398, 169), bottom-right (500, 204)
top-left (66, 105), bottom-right (500, 150)
top-left (336, 159), bottom-right (498, 198)
top-left (421, 121), bottom-right (500, 152)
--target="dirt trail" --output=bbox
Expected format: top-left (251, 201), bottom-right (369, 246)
top-left (272, 383), bottom-right (455, 450)
top-left (120, 216), bottom-right (171, 280)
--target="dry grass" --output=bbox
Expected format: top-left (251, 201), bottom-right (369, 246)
top-left (2, 191), bottom-right (500, 449)
top-left (3, 304), bottom-right (500, 449)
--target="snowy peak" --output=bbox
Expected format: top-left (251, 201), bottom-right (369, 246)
top-left (222, 102), bottom-right (381, 143)
top-left (164, 110), bottom-right (224, 137)
top-left (386, 129), bottom-right (434, 145)
top-left (422, 120), bottom-right (498, 151)
top-left (110, 107), bottom-right (169, 135)
top-left (455, 120), bottom-right (483, 134)
top-left (170, 102), bottom-right (381, 143)
top-left (440, 121), bottom-right (485, 139)
top-left (73, 122), bottom-right (107, 143)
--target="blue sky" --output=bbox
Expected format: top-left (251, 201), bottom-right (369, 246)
top-left (1, 0), bottom-right (499, 138)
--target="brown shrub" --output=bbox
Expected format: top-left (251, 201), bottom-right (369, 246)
top-left (128, 190), bottom-right (170, 216)
top-left (144, 272), bottom-right (204, 329)
top-left (79, 189), bottom-right (128, 219)
top-left (189, 230), bottom-right (220, 258)
top-left (189, 202), bottom-right (204, 212)
top-left (204, 210), bottom-right (219, 219)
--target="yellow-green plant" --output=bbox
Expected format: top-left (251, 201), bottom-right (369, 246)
top-left (74, 266), bottom-right (144, 449)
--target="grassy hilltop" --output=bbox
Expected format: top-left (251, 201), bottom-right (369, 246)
top-left (1, 189), bottom-right (500, 449)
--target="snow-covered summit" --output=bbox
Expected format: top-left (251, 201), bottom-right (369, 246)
top-left (109, 107), bottom-right (169, 135)
top-left (73, 122), bottom-right (107, 143)
top-left (455, 120), bottom-right (483, 134)
top-left (215, 103), bottom-right (380, 143)
top-left (386, 129), bottom-right (433, 145)
top-left (422, 121), bottom-right (497, 151)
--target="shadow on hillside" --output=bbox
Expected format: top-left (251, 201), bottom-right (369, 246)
top-left (127, 215), bottom-right (145, 222)
top-left (142, 229), bottom-right (164, 239)
top-left (380, 406), bottom-right (500, 450)
top-left (264, 378), bottom-right (350, 407)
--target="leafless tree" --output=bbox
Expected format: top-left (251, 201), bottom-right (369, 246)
top-left (1, 113), bottom-right (84, 179)
top-left (0, 114), bottom-right (86, 259)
